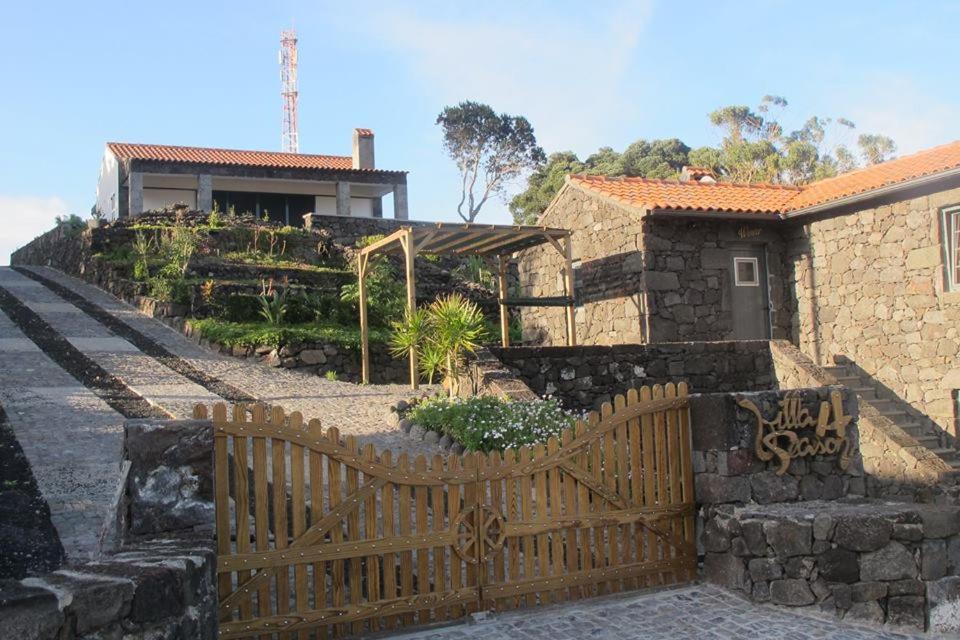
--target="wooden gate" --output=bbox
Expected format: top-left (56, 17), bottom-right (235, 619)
top-left (201, 383), bottom-right (695, 640)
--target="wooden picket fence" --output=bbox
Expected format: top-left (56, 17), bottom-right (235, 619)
top-left (197, 382), bottom-right (696, 640)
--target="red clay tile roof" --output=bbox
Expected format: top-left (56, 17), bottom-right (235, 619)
top-left (106, 142), bottom-right (401, 173)
top-left (786, 140), bottom-right (960, 210)
top-left (569, 174), bottom-right (800, 214)
top-left (569, 140), bottom-right (960, 216)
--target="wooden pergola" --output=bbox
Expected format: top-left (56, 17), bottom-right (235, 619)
top-left (357, 222), bottom-right (577, 388)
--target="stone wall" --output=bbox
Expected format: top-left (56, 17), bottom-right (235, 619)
top-left (517, 185), bottom-right (791, 346)
top-left (519, 185), bottom-right (645, 345)
top-left (770, 339), bottom-right (957, 501)
top-left (489, 341), bottom-right (774, 412)
top-left (640, 216), bottom-right (791, 342)
top-left (690, 387), bottom-right (863, 506)
top-left (785, 186), bottom-right (960, 440)
top-left (702, 499), bottom-right (960, 634)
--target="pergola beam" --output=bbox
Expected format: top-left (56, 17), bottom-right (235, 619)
top-left (357, 222), bottom-right (576, 388)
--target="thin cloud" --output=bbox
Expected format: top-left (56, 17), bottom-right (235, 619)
top-left (359, 1), bottom-right (653, 153)
top-left (0, 195), bottom-right (68, 266)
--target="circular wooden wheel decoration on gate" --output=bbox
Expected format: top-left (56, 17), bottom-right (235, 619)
top-left (453, 505), bottom-right (506, 564)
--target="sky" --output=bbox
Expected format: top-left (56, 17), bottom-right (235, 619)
top-left (2, 0), bottom-right (960, 263)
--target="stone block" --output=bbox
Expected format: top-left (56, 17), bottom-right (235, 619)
top-left (703, 553), bottom-right (750, 592)
top-left (694, 474), bottom-right (751, 504)
top-left (740, 520), bottom-right (767, 556)
top-left (764, 520), bottom-right (812, 558)
top-left (748, 557), bottom-right (783, 582)
top-left (860, 541), bottom-right (917, 582)
top-left (927, 576), bottom-right (960, 635)
top-left (922, 538), bottom-right (948, 581)
top-left (812, 513), bottom-right (834, 541)
top-left (948, 535), bottom-right (960, 574)
top-left (850, 581), bottom-right (887, 602)
top-left (644, 271), bottom-right (680, 291)
top-left (702, 518), bottom-right (731, 553)
top-left (833, 515), bottom-right (891, 552)
top-left (0, 580), bottom-right (64, 639)
top-left (892, 523), bottom-right (923, 542)
top-left (817, 548), bottom-right (858, 583)
top-left (299, 349), bottom-right (327, 365)
top-left (886, 595), bottom-right (925, 631)
top-left (770, 579), bottom-right (815, 606)
top-left (921, 508), bottom-right (960, 539)
top-left (844, 601), bottom-right (885, 625)
top-left (750, 472), bottom-right (799, 504)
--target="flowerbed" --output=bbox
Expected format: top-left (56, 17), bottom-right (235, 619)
top-left (404, 395), bottom-right (578, 452)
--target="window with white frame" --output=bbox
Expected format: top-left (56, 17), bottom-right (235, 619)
top-left (943, 206), bottom-right (960, 292)
top-left (733, 257), bottom-right (760, 287)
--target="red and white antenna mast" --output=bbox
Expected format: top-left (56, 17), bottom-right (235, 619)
top-left (279, 29), bottom-right (299, 153)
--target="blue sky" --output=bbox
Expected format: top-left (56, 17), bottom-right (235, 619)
top-left (3, 0), bottom-right (960, 262)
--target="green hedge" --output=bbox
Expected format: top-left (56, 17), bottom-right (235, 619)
top-left (189, 318), bottom-right (388, 350)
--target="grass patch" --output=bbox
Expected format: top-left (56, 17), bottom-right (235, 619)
top-left (189, 318), bottom-right (388, 350)
top-left (219, 251), bottom-right (348, 273)
top-left (406, 395), bottom-right (577, 452)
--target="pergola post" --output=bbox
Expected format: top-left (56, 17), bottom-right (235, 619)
top-left (358, 253), bottom-right (370, 384)
top-left (497, 255), bottom-right (510, 347)
top-left (563, 235), bottom-right (577, 346)
top-left (401, 228), bottom-right (419, 390)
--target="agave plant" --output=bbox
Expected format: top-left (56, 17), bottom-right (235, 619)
top-left (389, 293), bottom-right (487, 394)
top-left (258, 287), bottom-right (288, 325)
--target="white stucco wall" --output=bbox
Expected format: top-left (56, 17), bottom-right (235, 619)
top-left (95, 149), bottom-right (119, 220)
top-left (143, 188), bottom-right (197, 211)
top-left (314, 195), bottom-right (374, 217)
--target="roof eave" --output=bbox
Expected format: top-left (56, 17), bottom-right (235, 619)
top-left (647, 208), bottom-right (783, 222)
top-left (783, 166), bottom-right (960, 219)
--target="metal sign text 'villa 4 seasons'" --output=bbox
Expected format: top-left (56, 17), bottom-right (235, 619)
top-left (738, 391), bottom-right (854, 476)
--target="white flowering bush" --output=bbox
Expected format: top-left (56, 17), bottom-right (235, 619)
top-left (407, 395), bottom-right (577, 452)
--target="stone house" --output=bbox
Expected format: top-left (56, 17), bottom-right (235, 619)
top-left (95, 129), bottom-right (408, 222)
top-left (519, 140), bottom-right (960, 444)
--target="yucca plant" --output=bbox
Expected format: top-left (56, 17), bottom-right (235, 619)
top-left (389, 293), bottom-right (487, 394)
top-left (258, 287), bottom-right (288, 325)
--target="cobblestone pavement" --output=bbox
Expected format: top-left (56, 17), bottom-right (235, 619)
top-left (388, 584), bottom-right (924, 640)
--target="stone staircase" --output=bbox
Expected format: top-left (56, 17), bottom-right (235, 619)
top-left (823, 362), bottom-right (960, 471)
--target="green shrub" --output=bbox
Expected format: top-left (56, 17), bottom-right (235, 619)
top-left (340, 259), bottom-right (405, 327)
top-left (188, 318), bottom-right (388, 350)
top-left (324, 370), bottom-right (339, 381)
top-left (406, 395), bottom-right (577, 452)
top-left (221, 294), bottom-right (263, 323)
top-left (257, 289), bottom-right (288, 325)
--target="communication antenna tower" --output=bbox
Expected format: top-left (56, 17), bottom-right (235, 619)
top-left (280, 29), bottom-right (299, 153)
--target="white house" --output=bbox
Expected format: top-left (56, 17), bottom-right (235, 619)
top-left (94, 129), bottom-right (408, 224)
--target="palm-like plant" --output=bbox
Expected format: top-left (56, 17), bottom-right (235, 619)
top-left (258, 288), bottom-right (288, 325)
top-left (389, 293), bottom-right (487, 393)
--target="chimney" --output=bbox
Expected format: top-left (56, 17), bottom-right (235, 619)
top-left (679, 166), bottom-right (717, 183)
top-left (352, 128), bottom-right (375, 170)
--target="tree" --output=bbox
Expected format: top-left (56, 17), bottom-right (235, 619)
top-left (509, 151), bottom-right (585, 225)
top-left (858, 134), bottom-right (897, 165)
top-left (437, 101), bottom-right (546, 223)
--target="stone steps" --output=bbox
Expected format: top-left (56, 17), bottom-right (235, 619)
top-left (828, 359), bottom-right (959, 470)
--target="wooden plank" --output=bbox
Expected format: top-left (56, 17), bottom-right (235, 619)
top-left (488, 451), bottom-right (506, 595)
top-left (398, 453), bottom-right (414, 626)
top-left (252, 427), bottom-right (271, 638)
top-left (561, 428), bottom-right (580, 600)
top-left (326, 427), bottom-right (345, 637)
top-left (270, 410), bottom-right (290, 640)
top-left (588, 412), bottom-right (606, 596)
top-left (574, 420), bottom-right (593, 599)
top-left (446, 455), bottom-right (464, 620)
top-left (431, 454), bottom-right (447, 623)
top-left (358, 252), bottom-right (370, 384)
top-left (345, 436), bottom-right (363, 635)
top-left (213, 404), bottom-right (233, 620)
top-left (626, 388), bottom-right (644, 590)
top-left (497, 256), bottom-right (510, 347)
top-left (306, 417), bottom-right (327, 640)
top-left (504, 448), bottom-right (521, 610)
top-left (462, 453), bottom-right (479, 613)
top-left (562, 235), bottom-right (577, 346)
top-left (380, 450), bottom-right (398, 631)
top-left (652, 384), bottom-right (668, 587)
top-left (665, 383), bottom-right (682, 585)
top-left (414, 455), bottom-right (430, 624)
top-left (532, 443), bottom-right (549, 605)
top-left (547, 437), bottom-right (565, 604)
top-left (362, 444), bottom-right (381, 635)
top-left (500, 504), bottom-right (694, 538)
top-left (217, 588), bottom-right (480, 640)
top-left (677, 382), bottom-right (696, 583)
top-left (232, 416), bottom-right (252, 623)
top-left (288, 411), bottom-right (309, 640)
top-left (614, 395), bottom-right (634, 590)
top-left (402, 229), bottom-right (419, 390)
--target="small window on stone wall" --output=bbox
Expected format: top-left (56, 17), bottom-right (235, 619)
top-left (942, 206), bottom-right (960, 291)
top-left (733, 257), bottom-right (760, 287)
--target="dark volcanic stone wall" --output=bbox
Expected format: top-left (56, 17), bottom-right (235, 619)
top-left (489, 341), bottom-right (774, 411)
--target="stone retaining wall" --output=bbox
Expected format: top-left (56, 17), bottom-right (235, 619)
top-left (489, 341), bottom-right (774, 412)
top-left (770, 339), bottom-right (957, 500)
top-left (702, 499), bottom-right (960, 634)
